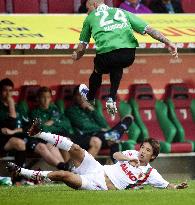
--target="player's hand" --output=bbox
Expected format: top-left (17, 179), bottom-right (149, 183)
top-left (1, 128), bottom-right (15, 135)
top-left (80, 100), bottom-right (94, 111)
top-left (129, 158), bottom-right (140, 168)
top-left (72, 51), bottom-right (78, 61)
top-left (176, 182), bottom-right (188, 189)
top-left (167, 43), bottom-right (178, 59)
top-left (44, 120), bottom-right (54, 126)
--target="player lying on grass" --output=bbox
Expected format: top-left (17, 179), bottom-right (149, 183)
top-left (7, 116), bottom-right (187, 190)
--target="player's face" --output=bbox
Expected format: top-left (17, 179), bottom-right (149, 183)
top-left (0, 86), bottom-right (13, 100)
top-left (39, 91), bottom-right (52, 109)
top-left (138, 142), bottom-right (154, 164)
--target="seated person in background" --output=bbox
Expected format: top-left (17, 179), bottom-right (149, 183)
top-left (28, 86), bottom-right (71, 171)
top-left (66, 85), bottom-right (132, 162)
top-left (120, 0), bottom-right (152, 13)
top-left (149, 0), bottom-right (183, 13)
top-left (0, 78), bottom-right (26, 168)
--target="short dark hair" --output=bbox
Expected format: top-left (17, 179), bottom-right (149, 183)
top-left (140, 138), bottom-right (160, 162)
top-left (0, 78), bottom-right (14, 92)
top-left (37, 86), bottom-right (52, 98)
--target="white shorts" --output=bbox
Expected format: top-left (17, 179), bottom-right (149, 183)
top-left (73, 151), bottom-right (108, 190)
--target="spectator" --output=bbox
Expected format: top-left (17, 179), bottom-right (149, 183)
top-left (78, 0), bottom-right (88, 13)
top-left (66, 86), bottom-right (130, 162)
top-left (79, 0), bottom-right (113, 13)
top-left (149, 0), bottom-right (183, 13)
top-left (28, 86), bottom-right (71, 171)
top-left (0, 78), bottom-right (26, 168)
top-left (120, 0), bottom-right (152, 13)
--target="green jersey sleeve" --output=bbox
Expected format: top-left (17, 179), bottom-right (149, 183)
top-left (79, 16), bottom-right (92, 44)
top-left (126, 12), bottom-right (148, 34)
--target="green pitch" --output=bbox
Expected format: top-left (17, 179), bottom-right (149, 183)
top-left (1, 180), bottom-right (195, 205)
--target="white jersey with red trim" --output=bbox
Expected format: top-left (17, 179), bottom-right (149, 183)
top-left (103, 150), bottom-right (169, 190)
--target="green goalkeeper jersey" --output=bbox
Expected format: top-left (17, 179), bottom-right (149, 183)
top-left (79, 4), bottom-right (148, 54)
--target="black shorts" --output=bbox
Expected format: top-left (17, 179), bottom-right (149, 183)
top-left (70, 134), bottom-right (92, 151)
top-left (26, 138), bottom-right (47, 152)
top-left (94, 48), bottom-right (136, 74)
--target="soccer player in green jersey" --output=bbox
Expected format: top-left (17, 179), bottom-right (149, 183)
top-left (72, 0), bottom-right (178, 117)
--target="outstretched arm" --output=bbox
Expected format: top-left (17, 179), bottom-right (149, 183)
top-left (145, 26), bottom-right (178, 58)
top-left (72, 42), bottom-right (87, 61)
top-left (167, 182), bottom-right (188, 189)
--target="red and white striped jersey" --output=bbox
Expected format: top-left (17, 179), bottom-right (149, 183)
top-left (103, 150), bottom-right (169, 190)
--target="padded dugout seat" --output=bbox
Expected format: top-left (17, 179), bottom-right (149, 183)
top-left (165, 83), bottom-right (195, 151)
top-left (12, 0), bottom-right (40, 13)
top-left (128, 83), bottom-right (193, 153)
top-left (54, 85), bottom-right (77, 114)
top-left (18, 85), bottom-right (40, 110)
top-left (0, 0), bottom-right (6, 13)
top-left (16, 85), bottom-right (41, 126)
top-left (181, 0), bottom-right (195, 13)
top-left (47, 0), bottom-right (74, 13)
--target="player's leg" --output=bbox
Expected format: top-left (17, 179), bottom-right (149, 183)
top-left (109, 68), bottom-right (123, 103)
top-left (4, 137), bottom-right (25, 151)
top-left (110, 115), bottom-right (133, 134)
top-left (6, 162), bottom-right (82, 189)
top-left (48, 171), bottom-right (82, 189)
top-left (37, 133), bottom-right (85, 167)
top-left (105, 68), bottom-right (123, 117)
top-left (87, 70), bottom-right (102, 101)
top-left (79, 54), bottom-right (107, 103)
top-left (88, 136), bottom-right (102, 157)
top-left (28, 121), bottom-right (85, 167)
top-left (106, 48), bottom-right (136, 116)
top-left (79, 70), bottom-right (102, 103)
top-left (97, 115), bottom-right (134, 142)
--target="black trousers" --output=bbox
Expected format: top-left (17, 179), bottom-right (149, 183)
top-left (87, 48), bottom-right (136, 101)
top-left (0, 117), bottom-right (26, 167)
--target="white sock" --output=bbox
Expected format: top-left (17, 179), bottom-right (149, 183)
top-left (36, 132), bottom-right (73, 151)
top-left (20, 168), bottom-right (51, 181)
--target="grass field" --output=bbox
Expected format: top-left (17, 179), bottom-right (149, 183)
top-left (1, 180), bottom-right (195, 205)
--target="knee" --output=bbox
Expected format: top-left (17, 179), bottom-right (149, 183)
top-left (90, 137), bottom-right (102, 149)
top-left (70, 144), bottom-right (82, 153)
top-left (49, 170), bottom-right (71, 181)
top-left (11, 138), bottom-right (26, 151)
top-left (35, 143), bottom-right (47, 154)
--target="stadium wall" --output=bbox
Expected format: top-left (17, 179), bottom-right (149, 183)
top-left (0, 53), bottom-right (195, 100)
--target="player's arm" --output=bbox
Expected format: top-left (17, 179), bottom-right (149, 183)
top-left (145, 26), bottom-right (178, 58)
top-left (113, 152), bottom-right (131, 161)
top-left (167, 182), bottom-right (188, 189)
top-left (113, 152), bottom-right (140, 167)
top-left (126, 12), bottom-right (178, 59)
top-left (72, 43), bottom-right (87, 60)
top-left (147, 169), bottom-right (188, 189)
top-left (72, 17), bottom-right (91, 61)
